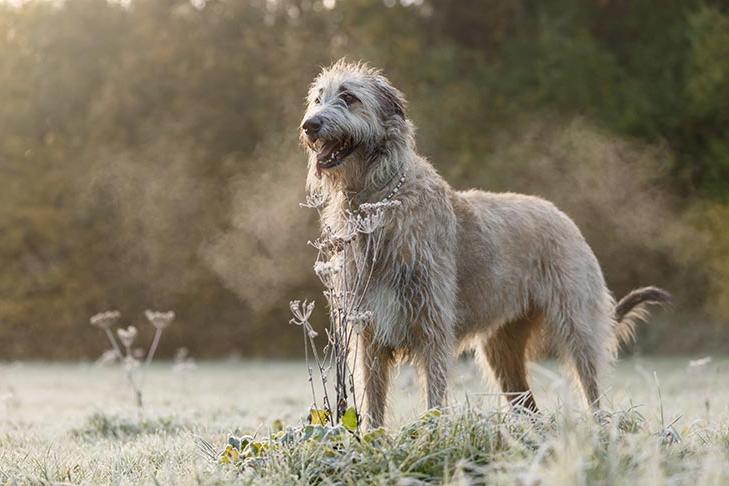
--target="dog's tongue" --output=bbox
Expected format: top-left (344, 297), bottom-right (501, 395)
top-left (315, 141), bottom-right (339, 178)
top-left (316, 141), bottom-right (338, 163)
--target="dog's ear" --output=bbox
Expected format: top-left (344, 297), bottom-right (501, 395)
top-left (372, 76), bottom-right (407, 119)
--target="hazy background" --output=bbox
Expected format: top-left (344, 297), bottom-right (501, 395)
top-left (1, 0), bottom-right (728, 360)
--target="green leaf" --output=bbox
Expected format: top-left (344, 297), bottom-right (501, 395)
top-left (271, 419), bottom-right (284, 432)
top-left (218, 444), bottom-right (239, 464)
top-left (342, 407), bottom-right (359, 431)
top-left (323, 425), bottom-right (345, 442)
top-left (238, 434), bottom-right (254, 449)
top-left (363, 427), bottom-right (387, 444)
top-left (247, 441), bottom-right (267, 456)
top-left (302, 424), bottom-right (328, 441)
top-left (423, 408), bottom-right (442, 419)
top-left (308, 408), bottom-right (331, 426)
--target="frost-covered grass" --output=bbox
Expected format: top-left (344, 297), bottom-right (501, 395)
top-left (0, 358), bottom-right (728, 484)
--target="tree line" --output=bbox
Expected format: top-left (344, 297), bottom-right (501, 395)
top-left (0, 0), bottom-right (727, 359)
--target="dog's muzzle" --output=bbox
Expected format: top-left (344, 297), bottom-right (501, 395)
top-left (301, 116), bottom-right (357, 175)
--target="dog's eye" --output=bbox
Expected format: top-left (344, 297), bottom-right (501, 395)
top-left (314, 96), bottom-right (321, 105)
top-left (341, 93), bottom-right (358, 106)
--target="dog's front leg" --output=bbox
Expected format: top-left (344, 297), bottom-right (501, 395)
top-left (416, 342), bottom-right (451, 411)
top-left (360, 336), bottom-right (394, 429)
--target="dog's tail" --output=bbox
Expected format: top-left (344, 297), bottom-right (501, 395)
top-left (614, 286), bottom-right (671, 346)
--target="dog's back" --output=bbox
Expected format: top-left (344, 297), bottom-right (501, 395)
top-left (451, 189), bottom-right (609, 341)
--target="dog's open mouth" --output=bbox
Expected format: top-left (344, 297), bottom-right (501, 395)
top-left (314, 137), bottom-right (356, 172)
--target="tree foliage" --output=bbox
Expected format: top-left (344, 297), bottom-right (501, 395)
top-left (0, 0), bottom-right (727, 358)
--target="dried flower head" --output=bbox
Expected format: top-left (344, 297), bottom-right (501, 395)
top-left (309, 231), bottom-right (357, 254)
top-left (117, 326), bottom-right (138, 349)
top-left (323, 289), bottom-right (354, 302)
top-left (306, 325), bottom-right (319, 339)
top-left (313, 258), bottom-right (343, 278)
top-left (346, 310), bottom-right (373, 332)
top-left (173, 347), bottom-right (197, 373)
top-left (299, 192), bottom-right (327, 210)
top-left (175, 347), bottom-right (190, 361)
top-left (144, 310), bottom-right (176, 330)
top-left (289, 300), bottom-right (315, 325)
top-left (89, 310), bottom-right (121, 330)
top-left (352, 211), bottom-right (386, 234)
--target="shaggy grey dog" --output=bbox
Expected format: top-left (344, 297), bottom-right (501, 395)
top-left (300, 60), bottom-right (670, 428)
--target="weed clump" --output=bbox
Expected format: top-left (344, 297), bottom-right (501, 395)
top-left (89, 309), bottom-right (177, 409)
top-left (73, 412), bottom-right (187, 440)
top-left (203, 404), bottom-right (700, 484)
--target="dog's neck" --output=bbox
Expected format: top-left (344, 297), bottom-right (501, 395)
top-left (344, 150), bottom-right (406, 209)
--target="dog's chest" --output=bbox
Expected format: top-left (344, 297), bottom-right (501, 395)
top-left (347, 230), bottom-right (433, 347)
top-left (320, 200), bottom-right (450, 348)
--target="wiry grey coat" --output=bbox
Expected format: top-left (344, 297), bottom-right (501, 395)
top-left (300, 60), bottom-right (670, 428)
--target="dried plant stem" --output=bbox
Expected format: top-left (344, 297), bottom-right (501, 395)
top-left (303, 325), bottom-right (319, 410)
top-left (91, 309), bottom-right (174, 413)
top-left (293, 195), bottom-right (401, 429)
top-left (126, 362), bottom-right (143, 409)
top-left (145, 328), bottom-right (163, 366)
top-left (103, 328), bottom-right (123, 359)
top-left (306, 329), bottom-right (334, 424)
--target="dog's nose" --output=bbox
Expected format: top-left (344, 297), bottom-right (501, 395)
top-left (302, 116), bottom-right (323, 136)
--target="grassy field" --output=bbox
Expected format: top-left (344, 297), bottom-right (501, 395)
top-left (0, 357), bottom-right (728, 484)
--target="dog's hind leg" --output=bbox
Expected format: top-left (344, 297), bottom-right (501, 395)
top-left (477, 312), bottom-right (541, 412)
top-left (569, 347), bottom-right (602, 410)
top-left (559, 319), bottom-right (607, 411)
top-left (553, 304), bottom-right (612, 411)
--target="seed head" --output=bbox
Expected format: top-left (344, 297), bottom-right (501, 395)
top-left (144, 310), bottom-right (176, 330)
top-left (299, 192), bottom-right (327, 210)
top-left (313, 257), bottom-right (343, 278)
top-left (352, 211), bottom-right (385, 234)
top-left (117, 326), bottom-right (138, 349)
top-left (89, 310), bottom-right (121, 330)
top-left (289, 300), bottom-right (315, 324)
top-left (346, 310), bottom-right (373, 332)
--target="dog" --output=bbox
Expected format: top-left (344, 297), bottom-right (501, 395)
top-left (299, 60), bottom-right (670, 428)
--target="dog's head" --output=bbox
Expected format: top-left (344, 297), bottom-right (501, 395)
top-left (300, 60), bottom-right (409, 179)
